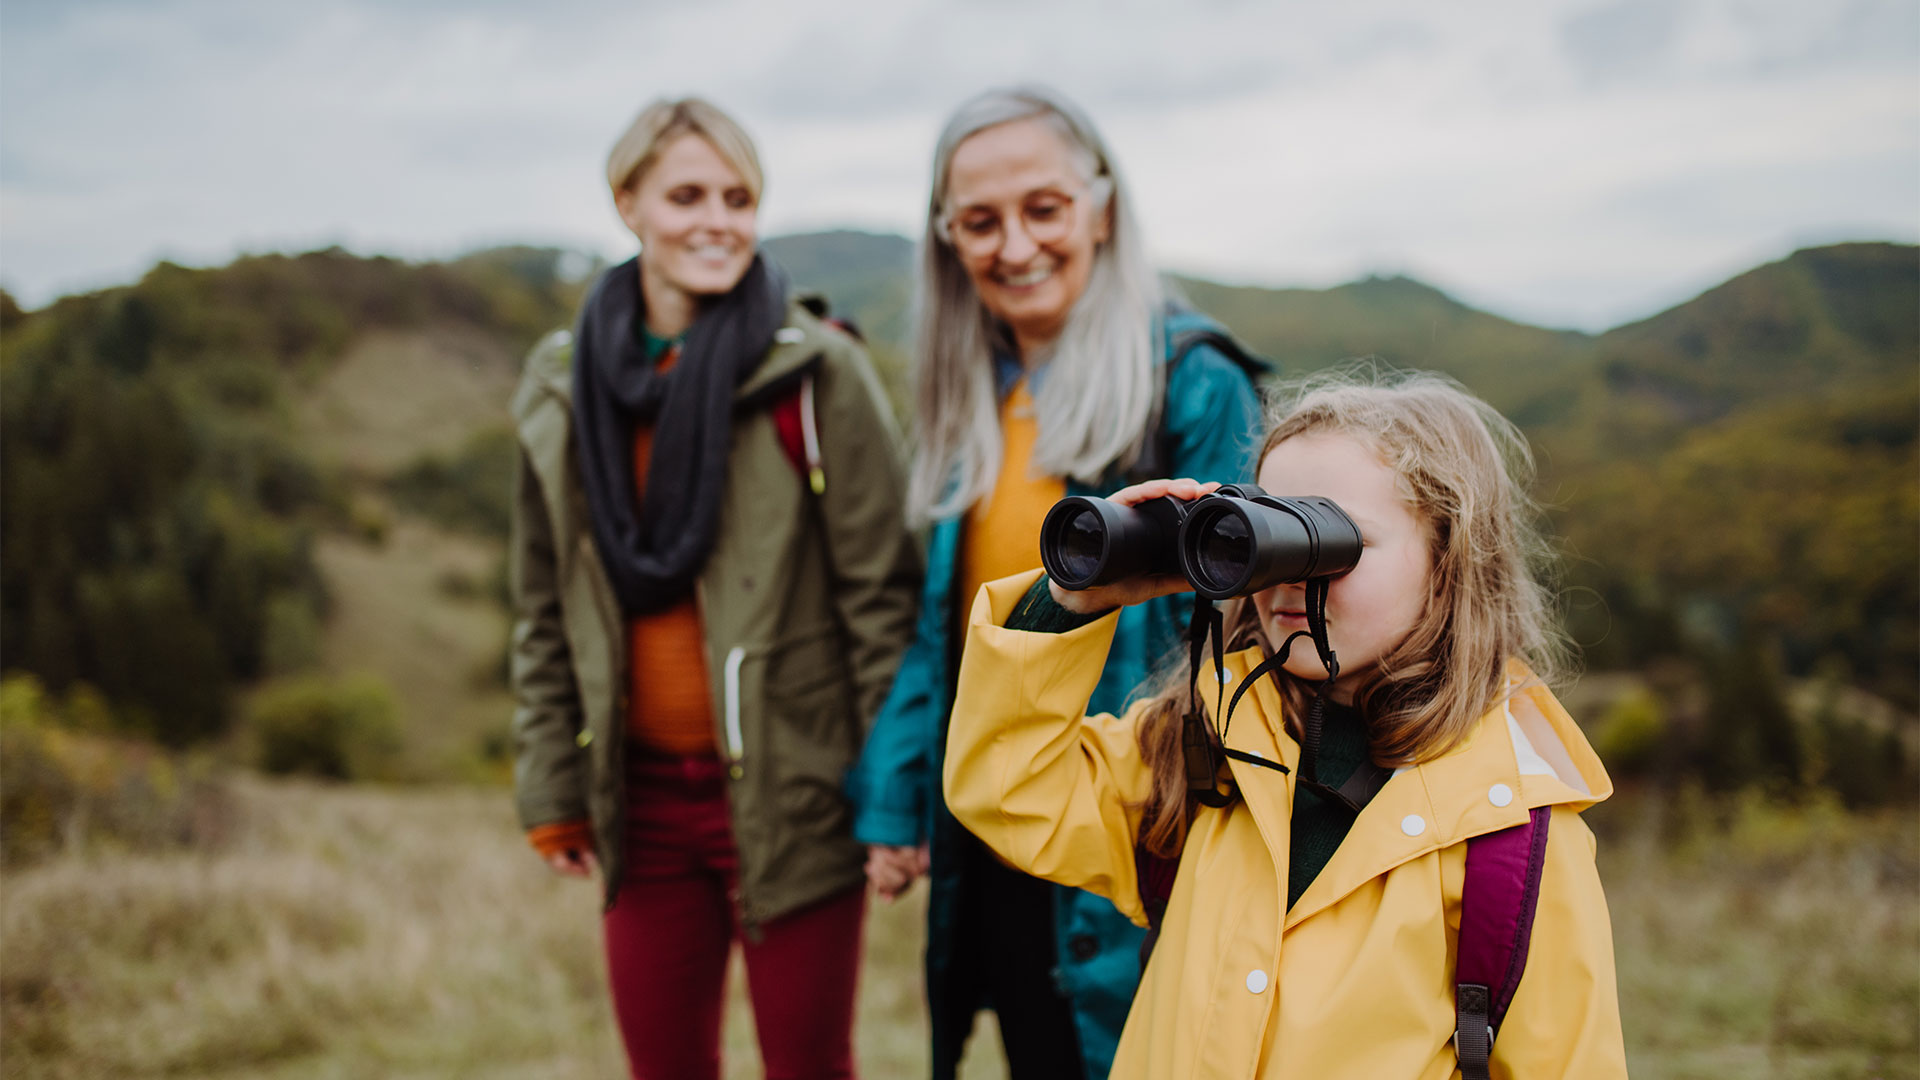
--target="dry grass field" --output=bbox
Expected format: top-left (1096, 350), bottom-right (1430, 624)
top-left (1, 773), bottom-right (1913, 1079)
top-left (307, 521), bottom-right (514, 782)
top-left (0, 775), bottom-right (1010, 1080)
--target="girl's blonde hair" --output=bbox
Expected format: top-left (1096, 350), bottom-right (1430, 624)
top-left (1135, 365), bottom-right (1570, 857)
top-left (605, 97), bottom-right (764, 202)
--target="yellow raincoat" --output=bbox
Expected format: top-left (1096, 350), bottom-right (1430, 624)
top-left (944, 571), bottom-right (1628, 1079)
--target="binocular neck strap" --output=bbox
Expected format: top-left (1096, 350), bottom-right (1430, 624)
top-left (1183, 596), bottom-right (1234, 807)
top-left (1182, 580), bottom-right (1342, 809)
top-left (1298, 577), bottom-right (1340, 787)
top-left (1213, 578), bottom-right (1343, 779)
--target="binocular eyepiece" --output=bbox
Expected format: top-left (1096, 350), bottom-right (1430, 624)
top-left (1038, 484), bottom-right (1363, 601)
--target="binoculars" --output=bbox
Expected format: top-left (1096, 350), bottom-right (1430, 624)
top-left (1038, 484), bottom-right (1363, 601)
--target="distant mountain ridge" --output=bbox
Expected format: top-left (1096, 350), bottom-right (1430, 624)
top-left (762, 230), bottom-right (914, 347)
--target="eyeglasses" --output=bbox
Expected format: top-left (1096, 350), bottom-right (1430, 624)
top-left (942, 179), bottom-right (1111, 258)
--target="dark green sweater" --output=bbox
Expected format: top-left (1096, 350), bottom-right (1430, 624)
top-left (1006, 575), bottom-right (1367, 911)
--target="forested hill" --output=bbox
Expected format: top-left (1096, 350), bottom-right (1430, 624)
top-left (2, 236), bottom-right (1912, 800)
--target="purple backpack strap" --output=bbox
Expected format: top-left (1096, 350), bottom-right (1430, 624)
top-left (1455, 805), bottom-right (1552, 1080)
top-left (1135, 846), bottom-right (1180, 968)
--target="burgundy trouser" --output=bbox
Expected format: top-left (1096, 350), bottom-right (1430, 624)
top-left (604, 751), bottom-right (864, 1080)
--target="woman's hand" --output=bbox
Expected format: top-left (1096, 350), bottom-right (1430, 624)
top-left (1047, 478), bottom-right (1222, 614)
top-left (865, 843), bottom-right (930, 902)
top-left (544, 848), bottom-right (599, 879)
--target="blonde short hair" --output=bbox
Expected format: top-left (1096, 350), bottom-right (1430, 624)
top-left (605, 97), bottom-right (764, 201)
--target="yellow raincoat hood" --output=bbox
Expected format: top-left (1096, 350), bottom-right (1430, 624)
top-left (944, 570), bottom-right (1628, 1079)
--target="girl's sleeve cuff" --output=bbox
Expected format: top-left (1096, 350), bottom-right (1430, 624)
top-left (1006, 574), bottom-right (1112, 633)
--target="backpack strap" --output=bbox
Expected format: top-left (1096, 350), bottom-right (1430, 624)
top-left (768, 293), bottom-right (851, 493)
top-left (1456, 805), bottom-right (1553, 1080)
top-left (1134, 847), bottom-right (1180, 968)
top-left (768, 372), bottom-right (825, 494)
top-left (1127, 323), bottom-right (1273, 484)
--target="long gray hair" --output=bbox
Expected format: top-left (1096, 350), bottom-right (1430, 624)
top-left (907, 85), bottom-right (1165, 524)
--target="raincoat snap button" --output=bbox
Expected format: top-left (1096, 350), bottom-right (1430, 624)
top-left (1400, 814), bottom-right (1426, 837)
top-left (1069, 935), bottom-right (1099, 961)
top-left (1246, 969), bottom-right (1268, 994)
top-left (1488, 783), bottom-right (1514, 807)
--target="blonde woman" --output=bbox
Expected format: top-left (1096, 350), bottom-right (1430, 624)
top-left (509, 97), bottom-right (919, 1079)
top-left (848, 85), bottom-right (1264, 1080)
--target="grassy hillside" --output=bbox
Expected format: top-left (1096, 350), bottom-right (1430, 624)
top-left (1591, 242), bottom-right (1917, 432)
top-left (1539, 245), bottom-right (1920, 714)
top-left (1175, 273), bottom-right (1598, 427)
top-left (0, 248), bottom-right (580, 776)
top-left (1, 236), bottom-right (1912, 794)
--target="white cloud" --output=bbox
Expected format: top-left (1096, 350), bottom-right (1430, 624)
top-left (1, 0), bottom-right (1914, 329)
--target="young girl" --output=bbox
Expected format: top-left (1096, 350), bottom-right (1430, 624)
top-left (942, 371), bottom-right (1627, 1079)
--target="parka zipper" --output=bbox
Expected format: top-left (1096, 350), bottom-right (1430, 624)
top-left (723, 646), bottom-right (747, 779)
top-left (696, 557), bottom-right (758, 936)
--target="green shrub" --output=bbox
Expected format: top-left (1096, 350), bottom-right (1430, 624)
top-left (0, 674), bottom-right (229, 867)
top-left (386, 427), bottom-right (516, 538)
top-left (250, 675), bottom-right (402, 781)
top-left (1590, 687), bottom-right (1667, 776)
top-left (261, 591), bottom-right (324, 676)
top-left (1812, 702), bottom-right (1915, 810)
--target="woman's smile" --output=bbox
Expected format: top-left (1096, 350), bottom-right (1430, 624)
top-left (993, 258), bottom-right (1060, 290)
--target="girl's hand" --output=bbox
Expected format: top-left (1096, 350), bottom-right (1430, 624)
top-left (544, 848), bottom-right (599, 878)
top-left (1047, 478), bottom-right (1222, 615)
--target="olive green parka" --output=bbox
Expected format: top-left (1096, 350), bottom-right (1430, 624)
top-left (509, 299), bottom-right (921, 927)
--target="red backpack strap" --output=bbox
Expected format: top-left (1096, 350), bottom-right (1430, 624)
top-left (768, 371), bottom-right (825, 495)
top-left (1455, 805), bottom-right (1552, 1080)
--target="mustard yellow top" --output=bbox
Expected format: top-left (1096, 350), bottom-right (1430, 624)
top-left (958, 378), bottom-right (1066, 616)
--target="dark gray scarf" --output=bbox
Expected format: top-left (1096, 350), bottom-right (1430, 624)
top-left (572, 254), bottom-right (789, 615)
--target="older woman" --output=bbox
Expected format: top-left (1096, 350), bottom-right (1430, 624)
top-left (509, 97), bottom-right (919, 1080)
top-left (848, 86), bottom-right (1264, 1080)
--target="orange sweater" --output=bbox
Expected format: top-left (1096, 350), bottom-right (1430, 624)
top-left (622, 392), bottom-right (719, 758)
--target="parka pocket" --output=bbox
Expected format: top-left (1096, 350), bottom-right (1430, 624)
top-left (763, 625), bottom-right (855, 734)
top-left (762, 630), bottom-right (859, 823)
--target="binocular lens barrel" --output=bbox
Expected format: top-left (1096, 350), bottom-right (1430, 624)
top-left (1039, 488), bottom-right (1362, 599)
top-left (1191, 510), bottom-right (1253, 590)
top-left (1178, 496), bottom-right (1363, 600)
top-left (1038, 496), bottom-right (1187, 590)
top-left (1052, 505), bottom-right (1107, 585)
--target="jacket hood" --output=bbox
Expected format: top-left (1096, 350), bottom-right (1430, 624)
top-left (1204, 645), bottom-right (1613, 929)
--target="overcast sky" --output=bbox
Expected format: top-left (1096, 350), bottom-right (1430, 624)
top-left (2, 0), bottom-right (1915, 330)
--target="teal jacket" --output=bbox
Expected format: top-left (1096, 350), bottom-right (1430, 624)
top-left (847, 308), bottom-right (1264, 1080)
